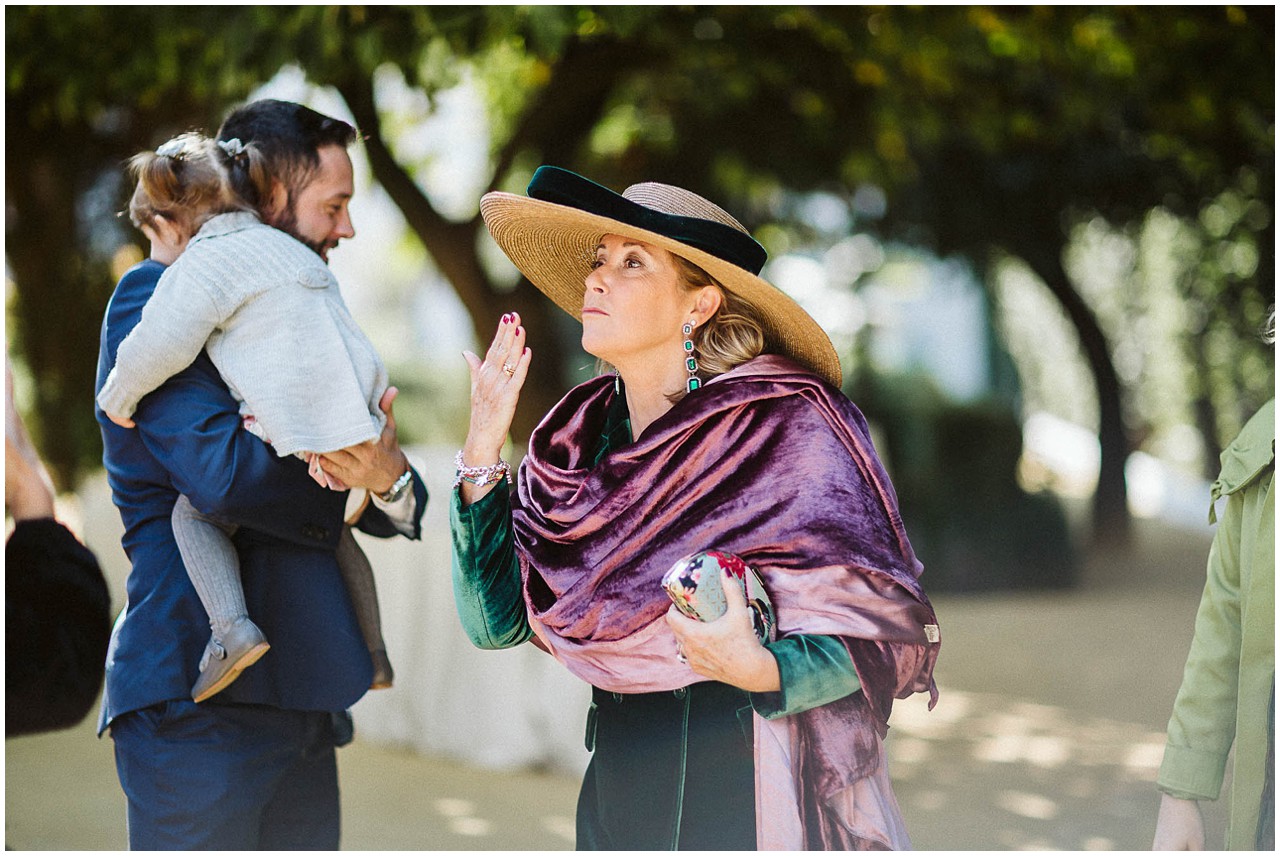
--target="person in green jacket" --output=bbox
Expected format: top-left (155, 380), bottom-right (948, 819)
top-left (1154, 396), bottom-right (1274, 850)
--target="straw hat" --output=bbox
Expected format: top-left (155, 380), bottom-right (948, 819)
top-left (479, 166), bottom-right (842, 388)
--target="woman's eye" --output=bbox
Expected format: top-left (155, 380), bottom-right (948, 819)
top-left (590, 259), bottom-right (603, 270)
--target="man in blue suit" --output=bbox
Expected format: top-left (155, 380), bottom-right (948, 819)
top-left (95, 100), bottom-right (427, 849)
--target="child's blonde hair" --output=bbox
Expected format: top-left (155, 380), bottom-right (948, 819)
top-left (126, 132), bottom-right (271, 237)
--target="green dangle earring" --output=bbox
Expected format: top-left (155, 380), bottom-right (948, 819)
top-left (683, 321), bottom-right (700, 392)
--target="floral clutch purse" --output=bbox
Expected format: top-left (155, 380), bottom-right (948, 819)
top-left (661, 550), bottom-right (776, 643)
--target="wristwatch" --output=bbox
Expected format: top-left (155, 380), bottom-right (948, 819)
top-left (377, 467), bottom-right (414, 503)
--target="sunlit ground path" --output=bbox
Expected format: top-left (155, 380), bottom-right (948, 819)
top-left (5, 517), bottom-right (1222, 850)
top-left (893, 688), bottom-right (1183, 850)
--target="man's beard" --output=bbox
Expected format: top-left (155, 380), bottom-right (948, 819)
top-left (272, 203), bottom-right (330, 262)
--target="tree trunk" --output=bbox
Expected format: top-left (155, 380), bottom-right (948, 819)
top-left (1018, 243), bottom-right (1132, 545)
top-left (331, 35), bottom-right (659, 447)
top-left (6, 88), bottom-right (228, 489)
top-left (1191, 390), bottom-right (1223, 481)
top-left (4, 115), bottom-right (113, 490)
top-left (333, 76), bottom-right (567, 444)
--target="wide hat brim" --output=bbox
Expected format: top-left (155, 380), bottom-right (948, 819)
top-left (479, 168), bottom-right (843, 389)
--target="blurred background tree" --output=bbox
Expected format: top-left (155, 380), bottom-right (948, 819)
top-left (6, 6), bottom-right (1272, 583)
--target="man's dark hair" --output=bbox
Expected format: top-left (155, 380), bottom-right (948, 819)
top-left (216, 99), bottom-right (357, 211)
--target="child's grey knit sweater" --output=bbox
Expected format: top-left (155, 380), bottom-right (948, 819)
top-left (98, 212), bottom-right (387, 457)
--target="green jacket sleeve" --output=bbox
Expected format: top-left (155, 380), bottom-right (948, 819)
top-left (751, 633), bottom-right (862, 719)
top-left (1157, 399), bottom-right (1275, 803)
top-left (449, 481), bottom-right (534, 649)
top-left (1157, 498), bottom-right (1244, 800)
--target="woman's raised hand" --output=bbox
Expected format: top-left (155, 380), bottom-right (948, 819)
top-left (460, 313), bottom-right (531, 498)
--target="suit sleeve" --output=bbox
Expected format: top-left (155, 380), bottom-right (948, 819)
top-left (357, 465), bottom-right (428, 540)
top-left (133, 355), bottom-right (347, 546)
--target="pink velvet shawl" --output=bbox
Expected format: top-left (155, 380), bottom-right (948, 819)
top-left (512, 354), bottom-right (940, 849)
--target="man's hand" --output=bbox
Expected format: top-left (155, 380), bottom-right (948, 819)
top-left (316, 387), bottom-right (409, 494)
top-left (307, 452), bottom-right (348, 491)
top-left (1152, 793), bottom-right (1206, 850)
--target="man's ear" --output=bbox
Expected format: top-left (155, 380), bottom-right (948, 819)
top-left (264, 179), bottom-right (289, 220)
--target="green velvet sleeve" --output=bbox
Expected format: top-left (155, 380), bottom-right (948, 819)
top-left (750, 633), bottom-right (862, 719)
top-left (449, 481), bottom-right (534, 649)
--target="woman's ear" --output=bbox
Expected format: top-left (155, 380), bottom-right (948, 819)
top-left (692, 286), bottom-right (724, 326)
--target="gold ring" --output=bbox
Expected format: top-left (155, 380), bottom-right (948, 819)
top-left (502, 363), bottom-right (515, 376)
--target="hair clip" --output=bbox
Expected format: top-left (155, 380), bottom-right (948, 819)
top-left (218, 137), bottom-right (247, 159)
top-left (155, 139), bottom-right (185, 159)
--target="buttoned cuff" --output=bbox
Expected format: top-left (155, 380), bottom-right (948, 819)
top-left (1156, 743), bottom-right (1228, 801)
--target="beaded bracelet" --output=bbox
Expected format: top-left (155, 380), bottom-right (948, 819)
top-left (453, 450), bottom-right (512, 489)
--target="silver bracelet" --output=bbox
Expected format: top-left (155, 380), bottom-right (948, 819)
top-left (453, 449), bottom-right (512, 489)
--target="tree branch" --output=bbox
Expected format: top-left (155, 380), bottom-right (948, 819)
top-left (489, 33), bottom-right (662, 190)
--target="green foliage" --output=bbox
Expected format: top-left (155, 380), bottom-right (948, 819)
top-left (6, 6), bottom-right (280, 488)
top-left (5, 4), bottom-right (1272, 537)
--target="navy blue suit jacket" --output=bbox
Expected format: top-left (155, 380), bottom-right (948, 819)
top-left (96, 259), bottom-right (426, 727)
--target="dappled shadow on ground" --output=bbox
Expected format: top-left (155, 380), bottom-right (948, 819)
top-left (6, 518), bottom-right (1223, 850)
top-left (889, 688), bottom-right (1182, 851)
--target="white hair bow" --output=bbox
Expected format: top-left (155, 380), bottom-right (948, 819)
top-left (218, 137), bottom-right (247, 158)
top-left (155, 139), bottom-right (185, 159)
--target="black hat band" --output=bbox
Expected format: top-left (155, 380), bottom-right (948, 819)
top-left (527, 166), bottom-right (768, 276)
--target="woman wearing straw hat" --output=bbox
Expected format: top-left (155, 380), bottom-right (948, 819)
top-left (450, 166), bottom-right (940, 850)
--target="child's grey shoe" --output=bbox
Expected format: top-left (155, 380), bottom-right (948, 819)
top-left (370, 649), bottom-right (394, 690)
top-left (192, 617), bottom-right (270, 703)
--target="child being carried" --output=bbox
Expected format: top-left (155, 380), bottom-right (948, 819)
top-left (99, 133), bottom-right (398, 702)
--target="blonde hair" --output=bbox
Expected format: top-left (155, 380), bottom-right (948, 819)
top-left (673, 254), bottom-right (766, 383)
top-left (126, 133), bottom-right (270, 237)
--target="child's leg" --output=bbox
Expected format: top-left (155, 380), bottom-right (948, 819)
top-left (335, 525), bottom-right (393, 689)
top-left (172, 493), bottom-right (248, 642)
top-left (172, 494), bottom-right (269, 702)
